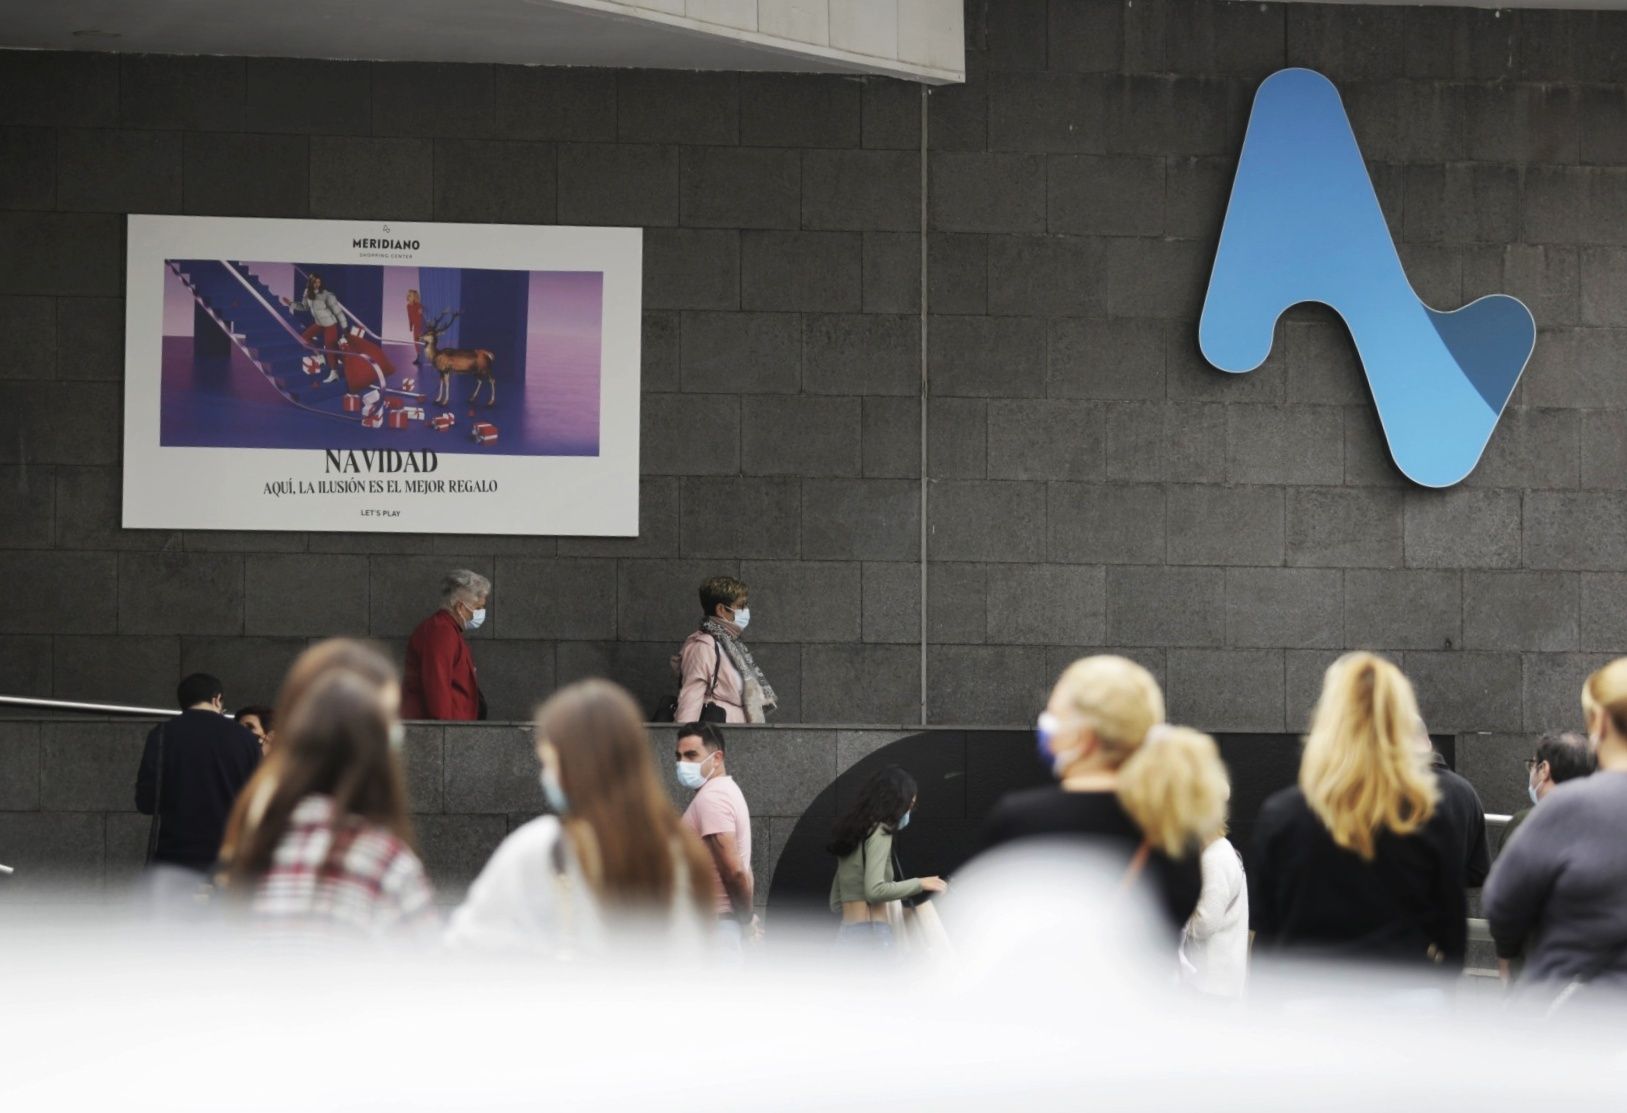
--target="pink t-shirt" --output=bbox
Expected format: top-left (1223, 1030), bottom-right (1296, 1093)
top-left (681, 775), bottom-right (752, 918)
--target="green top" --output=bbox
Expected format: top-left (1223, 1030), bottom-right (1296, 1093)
top-left (828, 824), bottom-right (924, 912)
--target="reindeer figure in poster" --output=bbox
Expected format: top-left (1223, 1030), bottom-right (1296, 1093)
top-left (421, 310), bottom-right (497, 407)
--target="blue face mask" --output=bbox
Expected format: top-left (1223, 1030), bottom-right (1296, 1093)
top-left (539, 769), bottom-right (569, 815)
top-left (896, 810), bottom-right (912, 831)
top-left (1036, 711), bottom-right (1061, 762)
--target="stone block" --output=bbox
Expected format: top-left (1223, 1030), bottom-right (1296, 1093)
top-left (927, 315), bottom-right (1046, 397)
top-left (1168, 319), bottom-right (1285, 403)
top-left (927, 397), bottom-right (984, 479)
top-left (1166, 484), bottom-right (1284, 566)
top-left (370, 62), bottom-right (494, 138)
top-left (0, 129), bottom-right (54, 209)
top-left (1047, 154), bottom-right (1164, 236)
top-left (492, 66), bottom-right (617, 142)
top-left (862, 232), bottom-right (920, 315)
top-left (1045, 0), bottom-right (1123, 72)
top-left (1402, 163), bottom-right (1520, 244)
top-left (721, 729), bottom-right (838, 817)
top-left (1164, 155), bottom-right (1232, 240)
top-left (1049, 318), bottom-right (1165, 401)
top-left (987, 72), bottom-right (1107, 154)
top-left (39, 722), bottom-right (146, 812)
top-left (52, 635), bottom-right (180, 709)
top-left (0, 552), bottom-right (114, 635)
top-left (680, 147), bottom-right (800, 229)
top-left (645, 228), bottom-right (740, 312)
top-left (178, 637), bottom-right (307, 707)
top-left (1226, 406), bottom-right (1344, 486)
top-left (0, 213), bottom-right (122, 297)
top-left (0, 722), bottom-right (40, 810)
top-left (0, 812), bottom-right (104, 892)
top-left (1463, 572), bottom-right (1579, 653)
top-left (986, 564), bottom-right (1106, 645)
top-left (1463, 407), bottom-right (1579, 491)
top-left (986, 399), bottom-right (1104, 481)
top-left (366, 555), bottom-right (494, 637)
top-left (1107, 566), bottom-right (1226, 647)
top-left (741, 230), bottom-right (862, 312)
top-left (925, 480), bottom-right (1044, 563)
top-left (1165, 0), bottom-right (1288, 80)
top-left (862, 77), bottom-right (918, 150)
top-left (1162, 402), bottom-right (1229, 485)
top-left (1581, 86), bottom-right (1627, 165)
top-left (737, 560), bottom-right (862, 644)
top-left (1285, 316), bottom-right (1367, 405)
top-left (119, 55), bottom-right (244, 130)
top-left (615, 71), bottom-right (738, 146)
top-left (985, 234), bottom-right (1103, 317)
top-left (414, 813), bottom-right (510, 896)
top-left (1095, 236), bottom-right (1208, 322)
top-left (182, 132), bottom-right (309, 218)
top-left (557, 143), bottom-right (678, 227)
top-left (862, 562), bottom-right (986, 646)
top-left (679, 477), bottom-right (800, 558)
top-left (1403, 488), bottom-right (1521, 569)
top-left (927, 232), bottom-right (988, 315)
top-left (1522, 166), bottom-right (1627, 246)
top-left (927, 645), bottom-right (1050, 725)
top-left (557, 477), bottom-right (681, 561)
top-left (556, 640), bottom-right (688, 717)
top-left (642, 311), bottom-right (680, 393)
top-left (1524, 491), bottom-right (1627, 571)
top-left (802, 149), bottom-right (919, 232)
top-left (860, 562), bottom-right (918, 646)
top-left (242, 554), bottom-right (368, 637)
top-left (802, 478), bottom-right (920, 561)
top-left (741, 396), bottom-right (862, 477)
top-left (862, 396), bottom-right (921, 479)
top-left (1455, 733), bottom-right (1538, 820)
top-left (1580, 247), bottom-right (1627, 326)
top-left (102, 811), bottom-right (150, 890)
top-left (54, 296), bottom-right (122, 383)
top-left (679, 311), bottom-right (799, 393)
top-left (1401, 7), bottom-right (1517, 81)
top-left (1048, 482), bottom-right (1165, 565)
top-left (924, 73), bottom-right (987, 151)
top-left (929, 152), bottom-right (1045, 232)
top-left (1226, 568), bottom-right (1343, 649)
top-left (491, 558), bottom-right (617, 640)
top-left (1285, 648), bottom-right (1346, 733)
top-left (1403, 651), bottom-right (1523, 733)
top-left (1343, 404), bottom-right (1408, 488)
top-left (432, 139), bottom-right (556, 224)
top-left (1582, 573), bottom-right (1627, 652)
top-left (1286, 4), bottom-right (1406, 82)
top-left (244, 58), bottom-right (372, 135)
top-left (739, 73), bottom-right (859, 148)
top-left (468, 640), bottom-right (556, 721)
top-left (309, 136), bottom-right (432, 220)
top-left (1345, 569), bottom-right (1462, 652)
top-left (1286, 487), bottom-right (1404, 568)
top-left (642, 393), bottom-right (740, 476)
top-left (1102, 76), bottom-right (1235, 158)
top-left (0, 51), bottom-right (118, 127)
top-left (1166, 648), bottom-right (1286, 733)
top-left (0, 297), bottom-right (55, 380)
top-left (442, 724), bottom-right (540, 813)
top-left (400, 724), bottom-right (443, 813)
top-left (801, 645), bottom-right (921, 724)
top-left (0, 381), bottom-right (119, 465)
top-left (0, 635), bottom-right (51, 699)
top-left (0, 465), bottom-right (51, 548)
top-left (615, 560), bottom-right (737, 644)
top-left (1465, 83), bottom-right (1577, 167)
top-left (804, 314), bottom-right (919, 396)
top-left (1521, 327), bottom-right (1627, 410)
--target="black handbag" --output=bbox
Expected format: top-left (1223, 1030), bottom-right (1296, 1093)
top-left (144, 724), bottom-right (167, 865)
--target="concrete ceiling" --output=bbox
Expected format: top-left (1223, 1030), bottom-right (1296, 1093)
top-left (0, 0), bottom-right (956, 80)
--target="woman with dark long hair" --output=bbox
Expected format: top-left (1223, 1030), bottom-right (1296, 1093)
top-left (219, 639), bottom-right (436, 943)
top-left (827, 765), bottom-right (945, 949)
top-left (446, 679), bottom-right (714, 955)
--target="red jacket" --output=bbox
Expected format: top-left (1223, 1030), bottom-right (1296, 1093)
top-left (402, 609), bottom-right (481, 721)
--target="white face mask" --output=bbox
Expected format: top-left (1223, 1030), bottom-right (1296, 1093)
top-left (676, 751), bottom-right (717, 790)
top-left (1528, 779), bottom-right (1540, 806)
top-left (389, 721), bottom-right (406, 751)
top-left (465, 606), bottom-right (486, 630)
top-left (731, 606), bottom-right (750, 631)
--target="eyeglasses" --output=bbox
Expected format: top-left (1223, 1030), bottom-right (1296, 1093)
top-left (1524, 757), bottom-right (1542, 769)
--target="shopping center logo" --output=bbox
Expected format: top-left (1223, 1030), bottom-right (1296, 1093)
top-left (1199, 68), bottom-right (1536, 488)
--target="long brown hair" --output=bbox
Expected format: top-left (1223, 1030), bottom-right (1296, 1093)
top-left (220, 639), bottom-right (414, 888)
top-left (538, 680), bottom-right (711, 915)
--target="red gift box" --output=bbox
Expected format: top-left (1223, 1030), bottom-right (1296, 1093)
top-left (470, 422), bottom-right (499, 445)
top-left (341, 393), bottom-right (362, 413)
top-left (400, 377), bottom-right (416, 392)
top-left (361, 409), bottom-right (385, 429)
top-left (301, 355), bottom-right (324, 377)
top-left (386, 410), bottom-right (410, 430)
top-left (431, 413), bottom-right (456, 431)
top-left (385, 396), bottom-right (405, 410)
top-left (401, 406), bottom-right (425, 421)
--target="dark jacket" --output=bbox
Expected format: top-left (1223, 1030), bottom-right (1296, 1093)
top-left (402, 608), bottom-right (482, 720)
top-left (1430, 752), bottom-right (1491, 888)
top-left (135, 709), bottom-right (262, 871)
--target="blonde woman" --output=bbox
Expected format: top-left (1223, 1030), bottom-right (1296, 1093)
top-left (1484, 660), bottom-right (1627, 993)
top-left (1180, 764), bottom-right (1249, 998)
top-left (977, 656), bottom-right (1228, 934)
top-left (1250, 652), bottom-right (1465, 968)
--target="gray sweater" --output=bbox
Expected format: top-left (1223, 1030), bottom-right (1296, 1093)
top-left (1483, 770), bottom-right (1627, 987)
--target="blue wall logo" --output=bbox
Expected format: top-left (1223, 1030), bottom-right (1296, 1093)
top-left (1199, 68), bottom-right (1536, 488)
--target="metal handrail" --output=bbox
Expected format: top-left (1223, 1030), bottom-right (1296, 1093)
top-left (0, 694), bottom-right (179, 717)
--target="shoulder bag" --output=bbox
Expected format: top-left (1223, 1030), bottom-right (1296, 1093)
top-left (144, 724), bottom-right (167, 865)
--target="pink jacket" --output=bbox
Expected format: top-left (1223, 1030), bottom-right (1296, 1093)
top-left (675, 631), bottom-right (745, 723)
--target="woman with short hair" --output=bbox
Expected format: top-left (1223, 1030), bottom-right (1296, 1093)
top-left (1250, 652), bottom-right (1465, 969)
top-left (674, 575), bottom-right (776, 724)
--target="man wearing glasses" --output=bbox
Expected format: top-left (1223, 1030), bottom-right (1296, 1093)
top-left (1504, 731), bottom-right (1596, 848)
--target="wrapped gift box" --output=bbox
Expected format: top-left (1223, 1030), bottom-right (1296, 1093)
top-left (470, 422), bottom-right (499, 445)
top-left (430, 413), bottom-right (456, 431)
top-left (400, 377), bottom-right (416, 392)
top-left (385, 396), bottom-right (404, 410)
top-left (361, 409), bottom-right (385, 429)
top-left (341, 393), bottom-right (362, 413)
top-left (301, 355), bottom-right (324, 376)
top-left (386, 410), bottom-right (410, 430)
top-left (401, 406), bottom-right (426, 421)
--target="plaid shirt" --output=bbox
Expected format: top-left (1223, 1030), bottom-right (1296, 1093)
top-left (251, 795), bottom-right (438, 945)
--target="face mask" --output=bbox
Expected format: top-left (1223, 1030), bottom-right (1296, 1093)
top-left (539, 769), bottom-right (569, 815)
top-left (465, 607), bottom-right (486, 630)
top-left (388, 721), bottom-right (406, 751)
top-left (1528, 780), bottom-right (1540, 806)
top-left (1036, 711), bottom-right (1082, 775)
top-left (676, 752), bottom-right (716, 790)
top-left (896, 810), bottom-right (912, 831)
top-left (731, 606), bottom-right (750, 631)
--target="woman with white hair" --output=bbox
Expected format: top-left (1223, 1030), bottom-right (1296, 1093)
top-left (401, 568), bottom-right (490, 721)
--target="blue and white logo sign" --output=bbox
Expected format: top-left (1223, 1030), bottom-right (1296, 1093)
top-left (1199, 68), bottom-right (1536, 489)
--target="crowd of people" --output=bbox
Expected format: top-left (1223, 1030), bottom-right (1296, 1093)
top-left (125, 569), bottom-right (1627, 1009)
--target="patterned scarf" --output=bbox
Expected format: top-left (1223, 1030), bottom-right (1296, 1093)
top-left (701, 617), bottom-right (778, 723)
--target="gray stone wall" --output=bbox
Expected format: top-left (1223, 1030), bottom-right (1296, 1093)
top-left (2, 1), bottom-right (1626, 750)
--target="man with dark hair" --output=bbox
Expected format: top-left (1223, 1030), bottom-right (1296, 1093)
top-left (1414, 722), bottom-right (1491, 888)
top-left (675, 723), bottom-right (757, 956)
top-left (1503, 730), bottom-right (1596, 848)
top-left (233, 705), bottom-right (274, 753)
top-left (135, 673), bottom-right (262, 874)
top-left (674, 576), bottom-right (776, 724)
